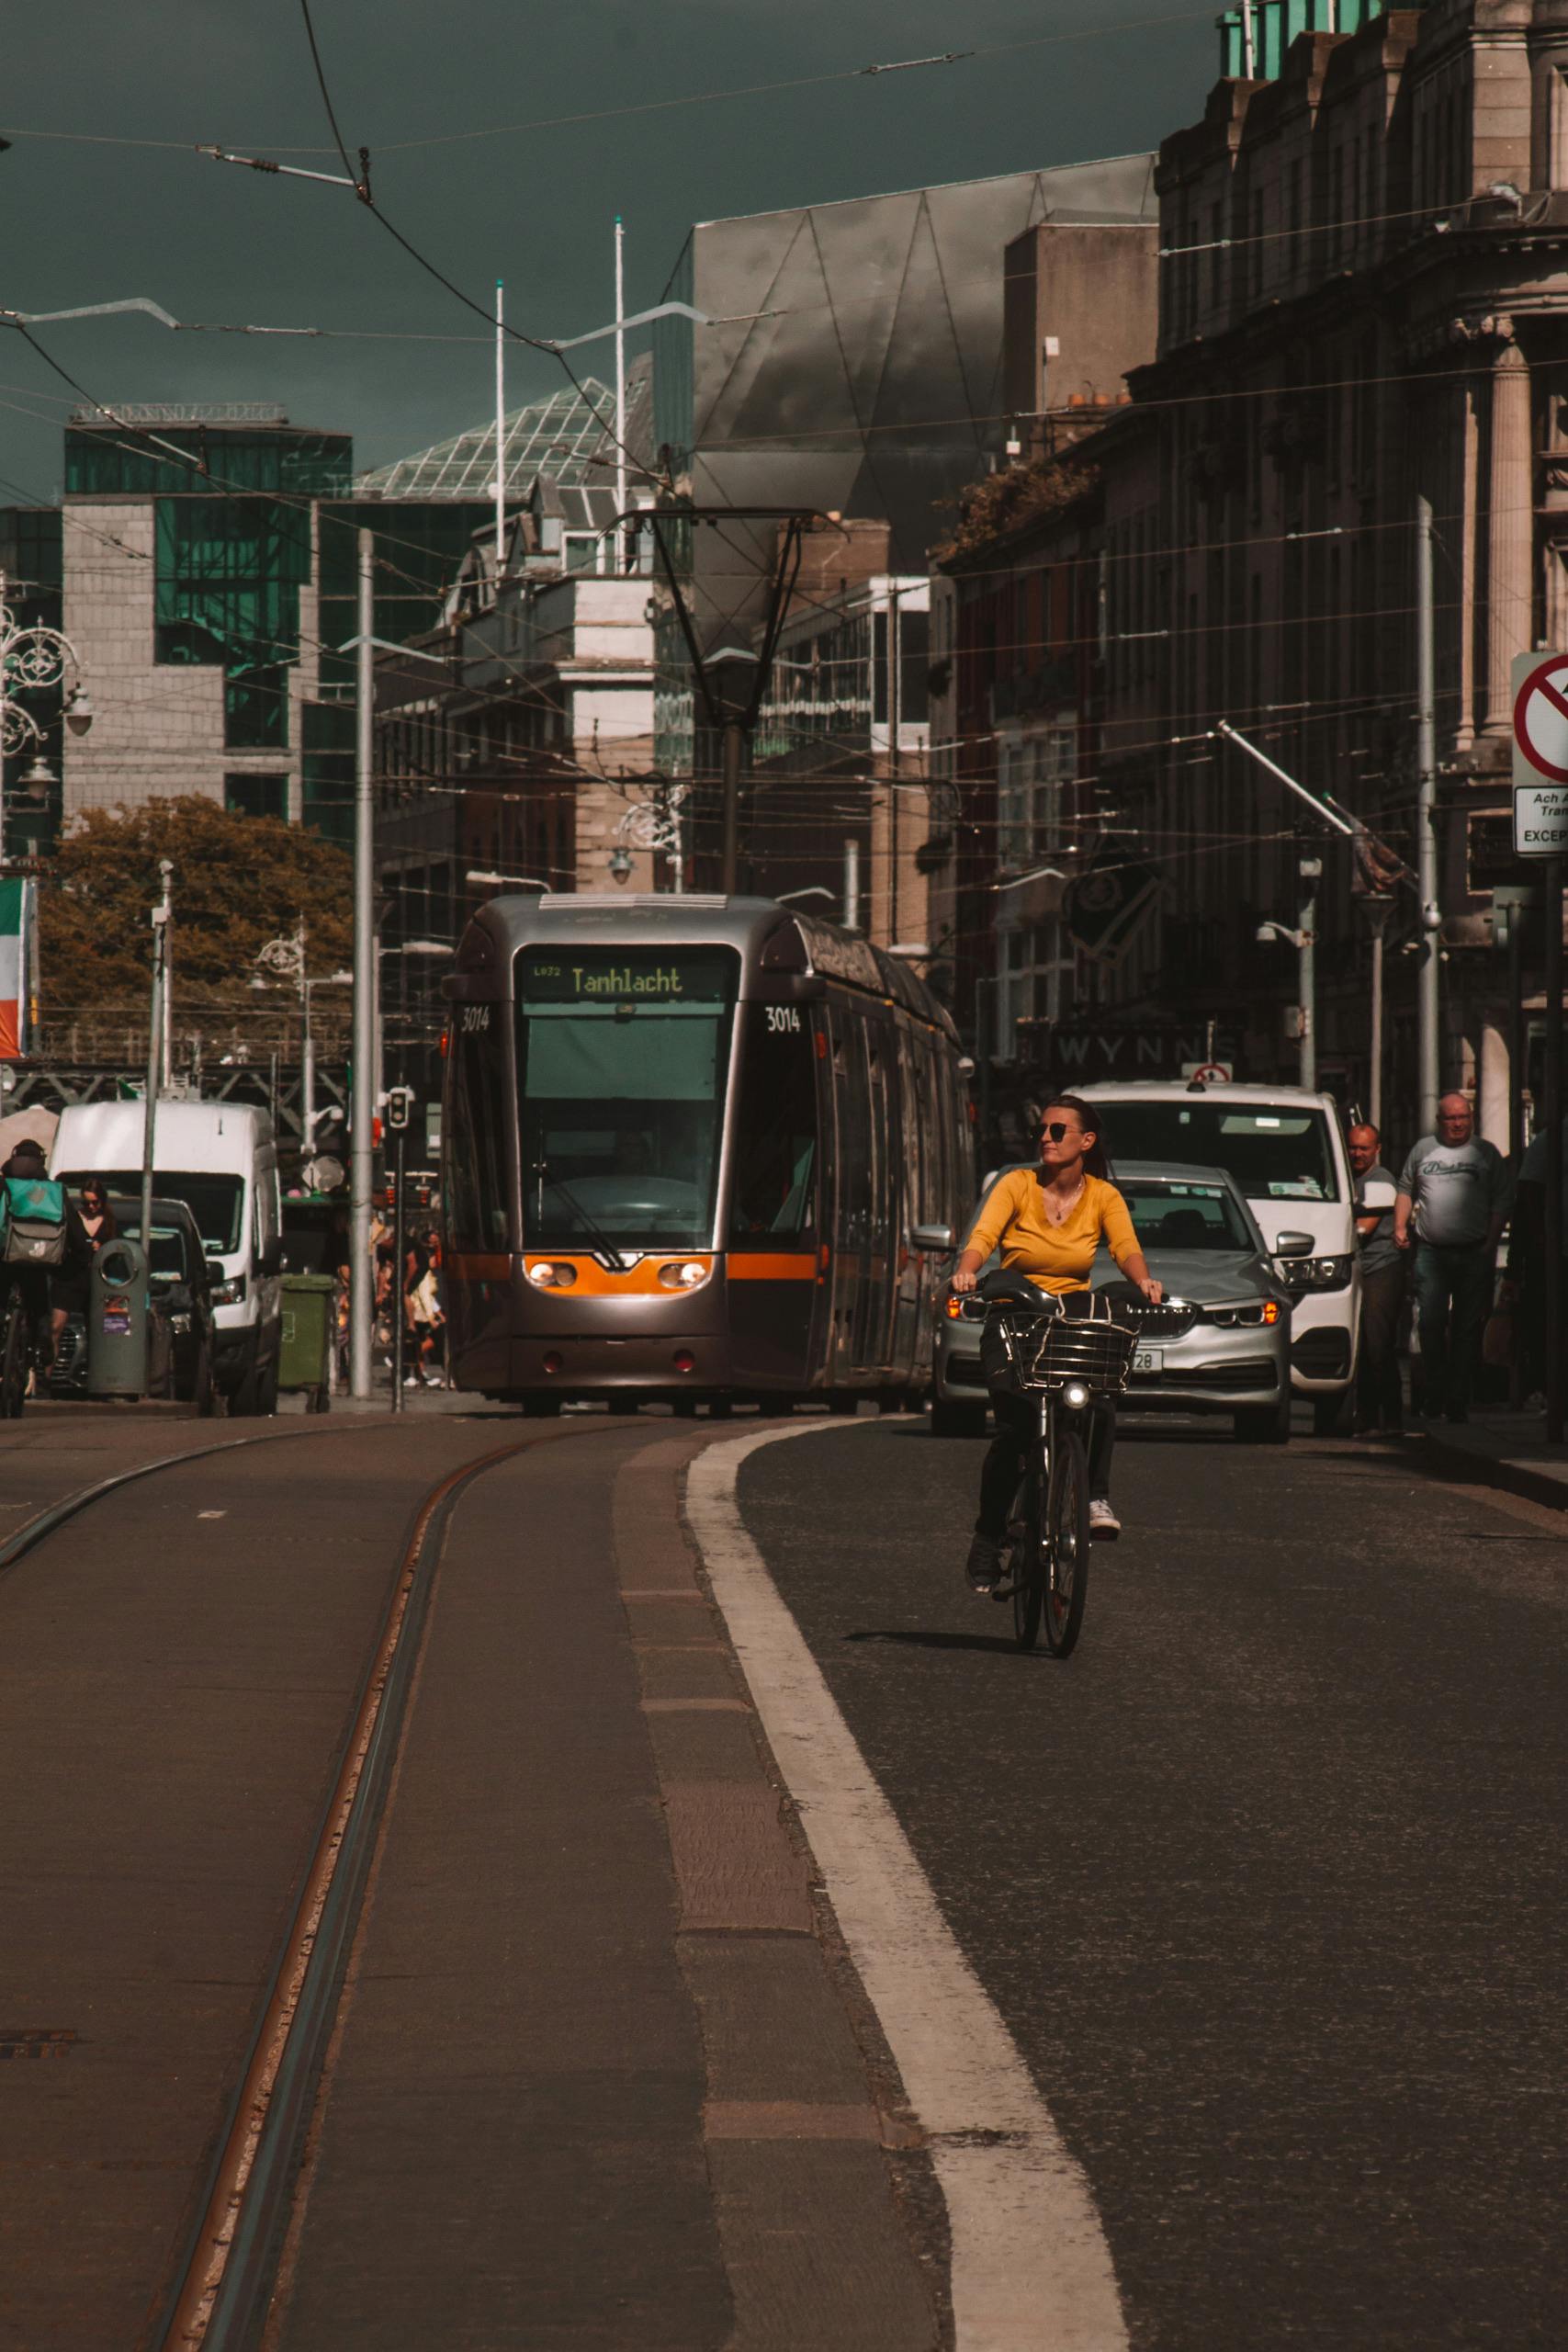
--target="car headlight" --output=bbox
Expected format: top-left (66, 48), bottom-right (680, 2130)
top-left (210, 1273), bottom-right (245, 1306)
top-left (526, 1261), bottom-right (579, 1289)
top-left (1275, 1254), bottom-right (1350, 1291)
top-left (658, 1260), bottom-right (710, 1291)
top-left (1207, 1299), bottom-right (1283, 1327)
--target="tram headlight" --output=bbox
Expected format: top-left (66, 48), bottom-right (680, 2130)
top-left (658, 1259), bottom-right (710, 1291)
top-left (526, 1261), bottom-right (579, 1289)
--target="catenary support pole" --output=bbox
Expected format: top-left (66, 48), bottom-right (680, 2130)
top-left (1545, 854), bottom-right (1563, 1446)
top-left (391, 1124), bottom-right (406, 1414)
top-left (494, 281), bottom-right (506, 582)
top-left (1298, 861), bottom-right (1318, 1094)
top-left (158, 858), bottom-right (174, 1093)
top-left (721, 719), bottom-right (742, 896)
top-left (1416, 493), bottom-right (1440, 1130)
top-left (615, 219), bottom-right (626, 567)
top-left (888, 578), bottom-right (900, 945)
top-left (1369, 910), bottom-right (1385, 1135)
top-left (138, 870), bottom-right (169, 1383)
top-left (350, 529), bottom-right (375, 1402)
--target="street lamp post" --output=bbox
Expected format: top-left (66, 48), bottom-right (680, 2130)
top-left (0, 569), bottom-right (92, 857)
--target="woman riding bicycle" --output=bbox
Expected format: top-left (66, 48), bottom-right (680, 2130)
top-left (952, 1095), bottom-right (1161, 1590)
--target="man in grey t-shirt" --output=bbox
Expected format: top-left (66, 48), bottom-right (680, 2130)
top-left (1395, 1093), bottom-right (1509, 1420)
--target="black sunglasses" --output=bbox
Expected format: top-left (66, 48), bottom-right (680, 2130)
top-left (1041, 1121), bottom-right (1075, 1143)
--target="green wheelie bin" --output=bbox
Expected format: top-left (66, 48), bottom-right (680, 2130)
top-left (278, 1272), bottom-right (335, 1413)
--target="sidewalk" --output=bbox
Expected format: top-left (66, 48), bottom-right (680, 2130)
top-left (1391, 1406), bottom-right (1568, 1512)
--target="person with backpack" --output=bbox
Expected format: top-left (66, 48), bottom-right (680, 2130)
top-left (1, 1139), bottom-right (89, 1384)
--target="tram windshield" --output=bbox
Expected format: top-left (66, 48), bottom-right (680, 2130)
top-left (516, 948), bottom-right (739, 1248)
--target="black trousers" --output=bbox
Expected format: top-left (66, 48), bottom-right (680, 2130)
top-left (1356, 1261), bottom-right (1405, 1431)
top-left (975, 1292), bottom-right (1116, 1538)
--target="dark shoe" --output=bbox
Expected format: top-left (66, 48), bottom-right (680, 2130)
top-left (965, 1533), bottom-right (1004, 1591)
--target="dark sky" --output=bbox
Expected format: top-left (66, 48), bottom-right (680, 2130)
top-left (3, 2), bottom-right (1218, 502)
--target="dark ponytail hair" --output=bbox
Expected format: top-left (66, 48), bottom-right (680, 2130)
top-left (1044, 1093), bottom-right (1111, 1182)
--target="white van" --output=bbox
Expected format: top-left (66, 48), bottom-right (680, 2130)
top-left (1077, 1080), bottom-right (1359, 1432)
top-left (52, 1100), bottom-right (283, 1413)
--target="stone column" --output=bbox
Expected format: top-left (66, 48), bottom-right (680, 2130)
top-left (1484, 328), bottom-right (1534, 735)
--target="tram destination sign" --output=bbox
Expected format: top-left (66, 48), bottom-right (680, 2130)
top-left (519, 947), bottom-right (736, 1002)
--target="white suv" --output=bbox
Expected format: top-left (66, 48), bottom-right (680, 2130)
top-left (1077, 1080), bottom-right (1359, 1433)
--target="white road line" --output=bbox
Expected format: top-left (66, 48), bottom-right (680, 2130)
top-left (685, 1422), bottom-right (1128, 2352)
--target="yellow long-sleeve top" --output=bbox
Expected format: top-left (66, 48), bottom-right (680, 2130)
top-left (964, 1169), bottom-right (1141, 1295)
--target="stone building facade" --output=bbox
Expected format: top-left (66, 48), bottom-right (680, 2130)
top-left (946, 1), bottom-right (1568, 1150)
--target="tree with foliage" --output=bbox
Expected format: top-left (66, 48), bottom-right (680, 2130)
top-left (39, 798), bottom-right (352, 1014)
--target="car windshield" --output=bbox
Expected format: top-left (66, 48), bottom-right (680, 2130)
top-left (1115, 1181), bottom-right (1256, 1253)
top-left (72, 1171), bottom-right (245, 1254)
top-left (1101, 1104), bottom-right (1340, 1202)
top-left (515, 948), bottom-right (739, 1248)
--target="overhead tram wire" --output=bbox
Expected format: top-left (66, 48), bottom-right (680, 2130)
top-left (0, 9), bottom-right (1217, 158)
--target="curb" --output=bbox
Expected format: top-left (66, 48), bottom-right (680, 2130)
top-left (1397, 1428), bottom-right (1568, 1514)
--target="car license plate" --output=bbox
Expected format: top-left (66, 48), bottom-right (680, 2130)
top-left (1133, 1346), bottom-right (1163, 1374)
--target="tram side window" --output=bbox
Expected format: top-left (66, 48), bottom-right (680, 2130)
top-left (728, 1005), bottom-right (818, 1247)
top-left (446, 1007), bottom-right (511, 1252)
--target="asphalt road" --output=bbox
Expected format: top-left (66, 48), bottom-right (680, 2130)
top-left (736, 1415), bottom-right (1568, 2350)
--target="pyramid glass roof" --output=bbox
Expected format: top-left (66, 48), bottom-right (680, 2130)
top-left (355, 365), bottom-right (651, 501)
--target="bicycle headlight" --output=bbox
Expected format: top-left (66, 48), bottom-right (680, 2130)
top-left (1062, 1379), bottom-right (1090, 1410)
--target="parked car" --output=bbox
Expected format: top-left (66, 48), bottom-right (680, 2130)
top-left (930, 1161), bottom-right (1293, 1442)
top-left (50, 1195), bottom-right (218, 1412)
top-left (52, 1100), bottom-right (283, 1413)
top-left (1077, 1080), bottom-right (1358, 1433)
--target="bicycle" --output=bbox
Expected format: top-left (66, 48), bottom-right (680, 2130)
top-left (964, 1280), bottom-right (1137, 1657)
top-left (0, 1275), bottom-right (37, 1419)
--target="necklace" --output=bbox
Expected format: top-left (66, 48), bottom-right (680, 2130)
top-left (1041, 1174), bottom-right (1086, 1227)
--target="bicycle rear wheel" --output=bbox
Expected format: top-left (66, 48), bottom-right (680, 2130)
top-left (1041, 1426), bottom-right (1089, 1657)
top-left (0, 1301), bottom-right (28, 1419)
top-left (1010, 1466), bottom-right (1047, 1651)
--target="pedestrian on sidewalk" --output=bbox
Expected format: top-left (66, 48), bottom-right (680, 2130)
top-left (1394, 1094), bottom-right (1509, 1424)
top-left (1348, 1122), bottom-right (1404, 1435)
top-left (1503, 1112), bottom-right (1568, 1407)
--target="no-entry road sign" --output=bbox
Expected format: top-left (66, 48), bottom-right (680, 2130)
top-left (1511, 653), bottom-right (1568, 853)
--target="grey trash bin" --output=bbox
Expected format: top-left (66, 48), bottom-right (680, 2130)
top-left (88, 1237), bottom-right (149, 1396)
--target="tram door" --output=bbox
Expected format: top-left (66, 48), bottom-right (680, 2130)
top-left (851, 1018), bottom-right (897, 1375)
top-left (889, 1027), bottom-right (923, 1381)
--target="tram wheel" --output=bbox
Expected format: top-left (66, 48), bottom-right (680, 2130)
top-left (708, 1398), bottom-right (733, 1419)
top-left (828, 1392), bottom-right (858, 1416)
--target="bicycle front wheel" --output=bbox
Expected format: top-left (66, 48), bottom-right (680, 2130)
top-left (1010, 1466), bottom-right (1046, 1651)
top-left (1041, 1426), bottom-right (1089, 1657)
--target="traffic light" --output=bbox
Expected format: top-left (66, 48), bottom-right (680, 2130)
top-left (386, 1085), bottom-right (415, 1135)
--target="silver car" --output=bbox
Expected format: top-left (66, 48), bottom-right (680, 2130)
top-left (930, 1160), bottom-right (1293, 1442)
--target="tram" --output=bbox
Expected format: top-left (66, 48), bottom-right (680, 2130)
top-left (440, 893), bottom-right (973, 1411)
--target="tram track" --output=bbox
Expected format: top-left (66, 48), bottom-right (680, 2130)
top-left (152, 1430), bottom-right (539, 2352)
top-left (0, 1405), bottom-right (624, 2352)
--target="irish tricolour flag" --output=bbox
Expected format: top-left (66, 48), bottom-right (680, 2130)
top-left (0, 877), bottom-right (35, 1060)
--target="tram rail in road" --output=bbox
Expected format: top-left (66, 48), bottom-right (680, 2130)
top-left (0, 1406), bottom-right (626, 2352)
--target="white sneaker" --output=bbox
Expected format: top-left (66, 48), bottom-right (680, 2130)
top-left (1089, 1498), bottom-right (1121, 1542)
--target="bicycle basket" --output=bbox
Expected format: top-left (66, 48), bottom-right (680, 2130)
top-left (982, 1303), bottom-right (1136, 1396)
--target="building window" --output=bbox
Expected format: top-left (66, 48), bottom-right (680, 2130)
top-left (225, 773), bottom-right (288, 820)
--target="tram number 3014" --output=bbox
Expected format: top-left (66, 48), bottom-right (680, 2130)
top-left (459, 1005), bottom-right (491, 1033)
top-left (765, 1006), bottom-right (803, 1034)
